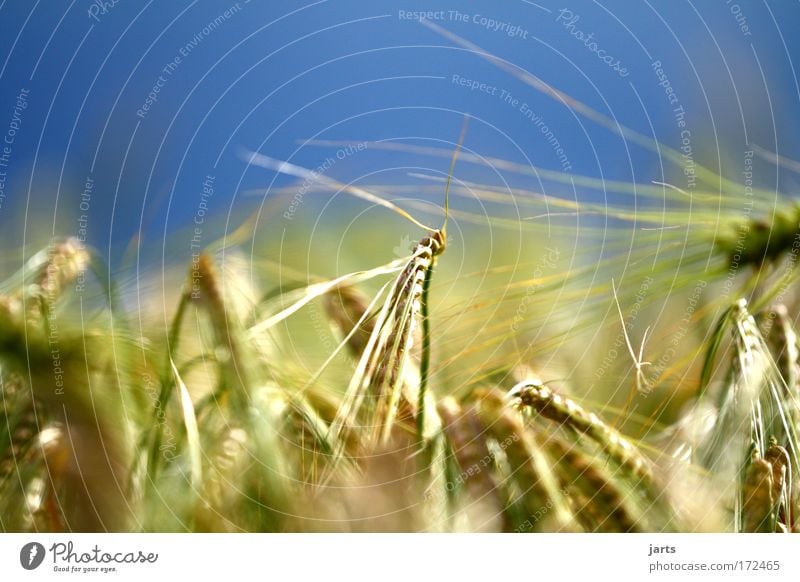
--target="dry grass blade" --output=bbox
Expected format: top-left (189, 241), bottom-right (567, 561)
top-left (250, 258), bottom-right (405, 334)
top-left (172, 360), bottom-right (202, 489)
top-left (612, 278), bottom-right (651, 405)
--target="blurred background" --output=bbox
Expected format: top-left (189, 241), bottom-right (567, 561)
top-left (1, 1), bottom-right (798, 253)
top-left (1, 1), bottom-right (800, 433)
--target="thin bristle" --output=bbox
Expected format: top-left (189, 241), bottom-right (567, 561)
top-left (441, 116), bottom-right (469, 236)
top-left (244, 151), bottom-right (435, 231)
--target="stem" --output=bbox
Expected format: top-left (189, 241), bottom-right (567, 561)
top-left (417, 261), bottom-right (435, 446)
top-left (145, 291), bottom-right (190, 483)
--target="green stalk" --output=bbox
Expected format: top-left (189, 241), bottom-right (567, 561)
top-left (417, 261), bottom-right (435, 446)
top-left (145, 291), bottom-right (190, 483)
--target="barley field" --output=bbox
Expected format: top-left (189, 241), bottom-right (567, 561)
top-left (1, 3), bottom-right (799, 534)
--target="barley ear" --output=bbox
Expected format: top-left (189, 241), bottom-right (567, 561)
top-left (437, 397), bottom-right (506, 531)
top-left (473, 388), bottom-right (576, 532)
top-left (742, 451), bottom-right (777, 533)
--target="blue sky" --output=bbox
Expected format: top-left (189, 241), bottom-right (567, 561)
top-left (0, 1), bottom-right (798, 261)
